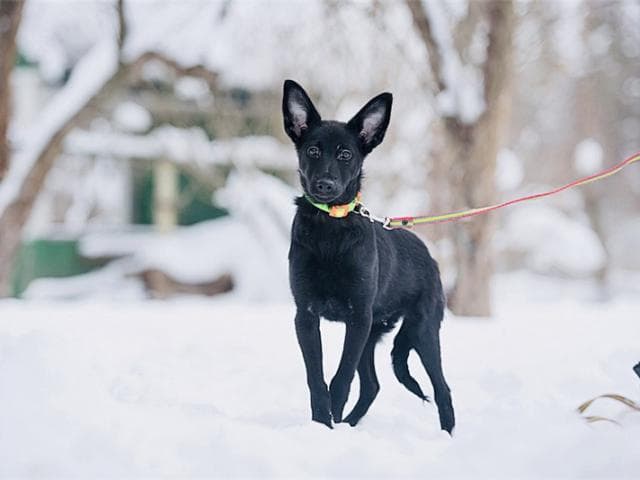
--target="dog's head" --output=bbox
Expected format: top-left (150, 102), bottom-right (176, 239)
top-left (282, 80), bottom-right (392, 205)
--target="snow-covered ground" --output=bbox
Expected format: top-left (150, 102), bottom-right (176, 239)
top-left (1, 273), bottom-right (639, 479)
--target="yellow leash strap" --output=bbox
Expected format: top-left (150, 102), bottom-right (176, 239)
top-left (382, 151), bottom-right (640, 229)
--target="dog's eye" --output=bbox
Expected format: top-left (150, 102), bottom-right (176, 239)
top-left (337, 150), bottom-right (352, 162)
top-left (306, 146), bottom-right (320, 158)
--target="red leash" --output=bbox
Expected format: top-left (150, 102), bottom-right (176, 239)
top-left (380, 151), bottom-right (640, 229)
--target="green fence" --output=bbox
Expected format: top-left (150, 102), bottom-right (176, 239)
top-left (11, 239), bottom-right (108, 297)
top-left (11, 168), bottom-right (228, 297)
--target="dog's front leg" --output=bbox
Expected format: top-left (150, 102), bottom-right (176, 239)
top-left (295, 309), bottom-right (332, 428)
top-left (330, 311), bottom-right (373, 423)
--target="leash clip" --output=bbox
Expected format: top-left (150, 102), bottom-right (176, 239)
top-left (357, 204), bottom-right (393, 230)
top-left (357, 205), bottom-right (375, 223)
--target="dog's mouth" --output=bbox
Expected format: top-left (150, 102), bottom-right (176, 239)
top-left (307, 191), bottom-right (340, 203)
top-left (299, 171), bottom-right (343, 204)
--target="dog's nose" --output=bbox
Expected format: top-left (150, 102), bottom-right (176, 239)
top-left (315, 179), bottom-right (336, 195)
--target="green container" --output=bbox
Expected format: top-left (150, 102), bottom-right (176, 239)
top-left (132, 167), bottom-right (228, 226)
top-left (11, 239), bottom-right (107, 297)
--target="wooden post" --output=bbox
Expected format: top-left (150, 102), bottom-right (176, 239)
top-left (153, 158), bottom-right (178, 233)
top-left (149, 158), bottom-right (178, 297)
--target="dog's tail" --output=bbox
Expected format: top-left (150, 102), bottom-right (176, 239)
top-left (391, 326), bottom-right (430, 402)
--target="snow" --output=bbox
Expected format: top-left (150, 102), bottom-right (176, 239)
top-left (496, 148), bottom-right (524, 191)
top-left (18, 0), bottom-right (117, 84)
top-left (174, 76), bottom-right (212, 104)
top-left (587, 25), bottom-right (613, 58)
top-left (14, 0), bottom-right (436, 222)
top-left (609, 218), bottom-right (640, 270)
top-left (1, 272), bottom-right (639, 478)
top-left (421, 0), bottom-right (485, 123)
top-left (25, 166), bottom-right (299, 301)
top-left (0, 39), bottom-right (119, 218)
top-left (23, 261), bottom-right (147, 301)
top-left (65, 129), bottom-right (295, 170)
top-left (574, 139), bottom-right (604, 175)
top-left (113, 101), bottom-right (153, 133)
top-left (24, 171), bottom-right (296, 302)
top-left (208, 136), bottom-right (295, 170)
top-left (17, 0), bottom-right (422, 98)
top-left (216, 169), bottom-right (297, 241)
top-left (551, 0), bottom-right (586, 73)
top-left (5, 6), bottom-right (640, 474)
top-left (622, 77), bottom-right (640, 98)
top-left (9, 68), bottom-right (43, 134)
top-left (496, 205), bottom-right (606, 276)
top-left (29, 217), bottom-right (290, 302)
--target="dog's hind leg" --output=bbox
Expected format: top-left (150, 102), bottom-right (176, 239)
top-left (409, 308), bottom-right (455, 434)
top-left (343, 327), bottom-right (384, 426)
top-left (391, 321), bottom-right (429, 401)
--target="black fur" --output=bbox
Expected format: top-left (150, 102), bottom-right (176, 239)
top-left (283, 80), bottom-right (455, 433)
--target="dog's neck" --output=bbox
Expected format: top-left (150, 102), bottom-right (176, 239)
top-left (295, 176), bottom-right (362, 218)
top-left (293, 176), bottom-right (367, 257)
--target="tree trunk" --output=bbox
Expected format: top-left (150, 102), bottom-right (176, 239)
top-left (406, 0), bottom-right (514, 316)
top-left (0, 65), bottom-right (129, 296)
top-left (447, 1), bottom-right (514, 316)
top-left (574, 41), bottom-right (609, 298)
top-left (0, 0), bottom-right (24, 180)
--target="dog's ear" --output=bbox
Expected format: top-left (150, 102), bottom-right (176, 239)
top-left (282, 80), bottom-right (321, 144)
top-left (347, 92), bottom-right (392, 154)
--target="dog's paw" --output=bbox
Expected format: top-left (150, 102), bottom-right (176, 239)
top-left (312, 412), bottom-right (333, 429)
top-left (332, 411), bottom-right (343, 424)
top-left (310, 390), bottom-right (333, 429)
top-left (439, 409), bottom-right (455, 435)
top-left (329, 398), bottom-right (345, 423)
top-left (342, 412), bottom-right (361, 427)
top-left (329, 384), bottom-right (349, 423)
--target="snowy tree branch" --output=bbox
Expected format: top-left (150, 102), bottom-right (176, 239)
top-left (482, 1), bottom-right (515, 114)
top-left (0, 39), bottom-right (222, 295)
top-left (0, 0), bottom-right (25, 180)
top-left (117, 0), bottom-right (128, 61)
top-left (405, 0), bottom-right (447, 93)
top-left (406, 0), bottom-right (485, 124)
top-left (135, 51), bottom-right (219, 87)
top-left (65, 129), bottom-right (294, 170)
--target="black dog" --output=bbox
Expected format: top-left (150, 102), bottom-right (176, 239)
top-left (283, 80), bottom-right (455, 433)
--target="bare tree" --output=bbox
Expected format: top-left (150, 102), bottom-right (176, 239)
top-left (572, 1), bottom-right (632, 298)
top-left (0, 0), bottom-right (24, 180)
top-left (0, 1), bottom-right (219, 297)
top-left (116, 0), bottom-right (127, 56)
top-left (406, 0), bottom-right (515, 316)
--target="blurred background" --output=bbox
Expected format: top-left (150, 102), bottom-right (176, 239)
top-left (1, 2), bottom-right (640, 475)
top-left (0, 0), bottom-right (638, 315)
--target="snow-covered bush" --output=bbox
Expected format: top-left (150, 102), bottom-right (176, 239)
top-left (495, 205), bottom-right (606, 277)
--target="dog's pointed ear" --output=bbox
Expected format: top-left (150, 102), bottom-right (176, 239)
top-left (282, 80), bottom-right (321, 144)
top-left (347, 92), bottom-right (392, 154)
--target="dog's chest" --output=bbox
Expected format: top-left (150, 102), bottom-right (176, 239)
top-left (308, 296), bottom-right (353, 322)
top-left (303, 261), bottom-right (365, 322)
top-left (291, 211), bottom-right (376, 322)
